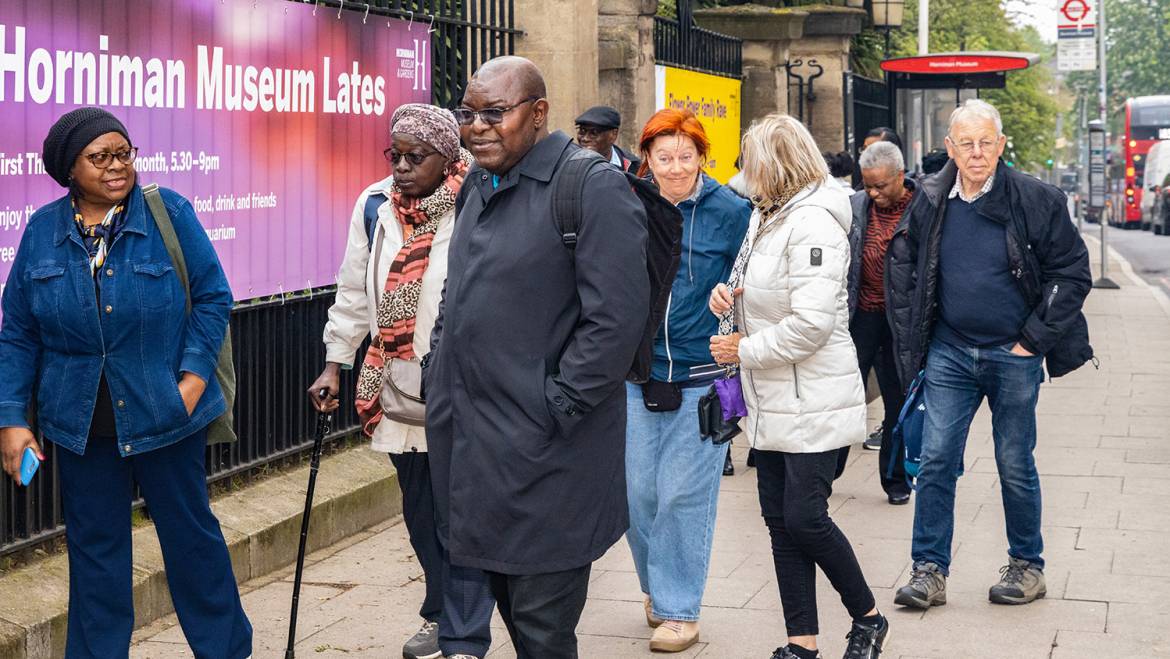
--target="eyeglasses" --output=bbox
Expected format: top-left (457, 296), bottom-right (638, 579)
top-left (84, 147), bottom-right (138, 169)
top-left (576, 125), bottom-right (613, 139)
top-left (947, 137), bottom-right (999, 155)
top-left (453, 97), bottom-right (539, 126)
top-left (384, 148), bottom-right (439, 166)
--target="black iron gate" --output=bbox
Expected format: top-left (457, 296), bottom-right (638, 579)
top-left (654, 1), bottom-right (742, 79)
top-left (2, 0), bottom-right (519, 558)
top-left (843, 71), bottom-right (892, 163)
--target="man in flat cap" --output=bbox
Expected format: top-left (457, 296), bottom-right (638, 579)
top-left (575, 105), bottom-right (640, 174)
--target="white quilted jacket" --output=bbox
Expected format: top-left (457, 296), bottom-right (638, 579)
top-left (734, 181), bottom-right (867, 453)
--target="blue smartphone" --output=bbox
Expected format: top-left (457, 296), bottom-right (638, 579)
top-left (19, 447), bottom-right (40, 486)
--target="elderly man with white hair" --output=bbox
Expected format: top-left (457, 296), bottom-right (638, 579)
top-left (884, 99), bottom-right (1093, 610)
top-left (846, 141), bottom-right (915, 506)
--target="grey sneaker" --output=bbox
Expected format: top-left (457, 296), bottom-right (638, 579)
top-left (989, 557), bottom-right (1046, 605)
top-left (893, 562), bottom-right (947, 609)
top-left (403, 620), bottom-right (442, 659)
top-left (863, 424), bottom-right (882, 450)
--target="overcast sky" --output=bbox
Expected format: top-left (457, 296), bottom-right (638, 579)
top-left (1005, 0), bottom-right (1059, 44)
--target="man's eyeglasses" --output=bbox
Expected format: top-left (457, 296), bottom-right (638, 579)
top-left (384, 148), bottom-right (439, 166)
top-left (453, 96), bottom-right (539, 126)
top-left (576, 125), bottom-right (612, 139)
top-left (947, 137), bottom-right (999, 155)
top-left (84, 148), bottom-right (138, 169)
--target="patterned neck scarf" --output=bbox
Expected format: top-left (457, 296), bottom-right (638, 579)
top-left (73, 198), bottom-right (126, 275)
top-left (355, 149), bottom-right (472, 434)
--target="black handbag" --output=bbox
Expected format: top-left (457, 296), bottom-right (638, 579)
top-left (697, 386), bottom-right (742, 445)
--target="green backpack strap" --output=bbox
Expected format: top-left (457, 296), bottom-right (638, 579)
top-left (142, 184), bottom-right (191, 312)
top-left (142, 183), bottom-right (238, 444)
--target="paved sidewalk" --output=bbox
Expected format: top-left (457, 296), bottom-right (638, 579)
top-left (133, 239), bottom-right (1170, 659)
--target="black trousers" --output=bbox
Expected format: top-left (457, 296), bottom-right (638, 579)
top-left (487, 565), bottom-right (592, 659)
top-left (755, 449), bottom-right (876, 637)
top-left (850, 309), bottom-right (911, 496)
top-left (390, 452), bottom-right (494, 657)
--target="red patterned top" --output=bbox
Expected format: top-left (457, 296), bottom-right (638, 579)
top-left (858, 188), bottom-right (914, 312)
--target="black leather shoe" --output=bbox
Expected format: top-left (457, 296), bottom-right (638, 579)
top-left (723, 450), bottom-right (735, 476)
top-left (888, 492), bottom-right (911, 506)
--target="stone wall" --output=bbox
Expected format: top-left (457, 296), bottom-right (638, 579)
top-left (510, 1), bottom-right (862, 155)
top-left (599, 0), bottom-right (658, 152)
top-left (513, 0), bottom-right (601, 137)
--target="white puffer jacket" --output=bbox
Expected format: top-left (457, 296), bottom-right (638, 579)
top-left (734, 181), bottom-right (866, 453)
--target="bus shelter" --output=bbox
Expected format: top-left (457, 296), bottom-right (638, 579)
top-left (880, 51), bottom-right (1040, 172)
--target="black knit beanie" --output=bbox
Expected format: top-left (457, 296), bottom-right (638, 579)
top-left (41, 107), bottom-right (131, 188)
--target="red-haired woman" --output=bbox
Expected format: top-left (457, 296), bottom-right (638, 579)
top-left (624, 109), bottom-right (751, 652)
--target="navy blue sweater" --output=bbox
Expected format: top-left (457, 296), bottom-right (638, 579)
top-left (935, 196), bottom-right (1031, 348)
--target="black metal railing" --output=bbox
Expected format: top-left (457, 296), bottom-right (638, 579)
top-left (844, 71), bottom-right (891, 160)
top-left (653, 15), bottom-right (742, 80)
top-left (359, 0), bottom-right (522, 108)
top-left (1, 0), bottom-right (517, 558)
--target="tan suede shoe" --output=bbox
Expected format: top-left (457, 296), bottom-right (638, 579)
top-left (644, 596), bottom-right (664, 628)
top-left (649, 620), bottom-right (700, 653)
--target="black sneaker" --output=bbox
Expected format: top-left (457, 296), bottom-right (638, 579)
top-left (843, 615), bottom-right (889, 659)
top-left (893, 561), bottom-right (947, 609)
top-left (403, 620), bottom-right (441, 659)
top-left (771, 647), bottom-right (821, 659)
top-left (723, 450), bottom-right (735, 476)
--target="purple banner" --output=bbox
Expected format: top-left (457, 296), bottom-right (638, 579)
top-left (0, 0), bottom-right (430, 305)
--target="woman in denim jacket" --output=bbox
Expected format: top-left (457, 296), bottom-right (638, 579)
top-left (0, 108), bottom-right (251, 658)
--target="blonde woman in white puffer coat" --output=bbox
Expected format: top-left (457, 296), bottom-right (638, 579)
top-left (708, 114), bottom-right (889, 659)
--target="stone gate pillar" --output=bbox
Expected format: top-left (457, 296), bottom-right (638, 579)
top-left (514, 0), bottom-right (601, 136)
top-left (599, 0), bottom-right (658, 152)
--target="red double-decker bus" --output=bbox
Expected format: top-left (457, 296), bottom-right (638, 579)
top-left (1121, 96), bottom-right (1170, 227)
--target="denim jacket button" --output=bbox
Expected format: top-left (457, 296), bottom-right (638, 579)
top-left (106, 268), bottom-right (114, 277)
top-left (104, 305), bottom-right (113, 314)
top-left (116, 400), bottom-right (125, 408)
top-left (123, 445), bottom-right (132, 453)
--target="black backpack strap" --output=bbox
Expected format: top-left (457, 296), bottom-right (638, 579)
top-left (551, 148), bottom-right (606, 250)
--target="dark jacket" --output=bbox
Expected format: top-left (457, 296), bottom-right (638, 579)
top-left (0, 185), bottom-right (231, 455)
top-left (423, 131), bottom-right (650, 575)
top-left (651, 173), bottom-right (750, 383)
top-left (614, 145), bottom-right (641, 175)
top-left (847, 178), bottom-right (915, 320)
top-left (885, 160), bottom-right (1094, 388)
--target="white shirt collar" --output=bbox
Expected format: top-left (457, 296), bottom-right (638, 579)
top-left (948, 172), bottom-right (995, 203)
top-left (608, 147), bottom-right (623, 168)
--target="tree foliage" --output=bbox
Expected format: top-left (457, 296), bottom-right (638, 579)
top-left (1066, 0), bottom-right (1170, 119)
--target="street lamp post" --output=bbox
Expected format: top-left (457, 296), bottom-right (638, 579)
top-left (870, 0), bottom-right (906, 57)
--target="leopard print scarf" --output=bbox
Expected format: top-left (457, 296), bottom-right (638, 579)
top-left (355, 149), bottom-right (471, 435)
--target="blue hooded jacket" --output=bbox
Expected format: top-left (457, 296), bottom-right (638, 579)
top-left (651, 173), bottom-right (751, 383)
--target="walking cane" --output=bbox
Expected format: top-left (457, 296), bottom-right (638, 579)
top-left (285, 390), bottom-right (333, 659)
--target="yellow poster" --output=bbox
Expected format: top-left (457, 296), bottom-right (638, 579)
top-left (655, 65), bottom-right (742, 184)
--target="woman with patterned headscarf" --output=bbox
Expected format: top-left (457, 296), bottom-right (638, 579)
top-left (309, 104), bottom-right (491, 659)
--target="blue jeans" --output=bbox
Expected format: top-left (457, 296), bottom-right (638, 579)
top-left (912, 339), bottom-right (1045, 575)
top-left (56, 430), bottom-right (252, 659)
top-left (625, 382), bottom-right (726, 621)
